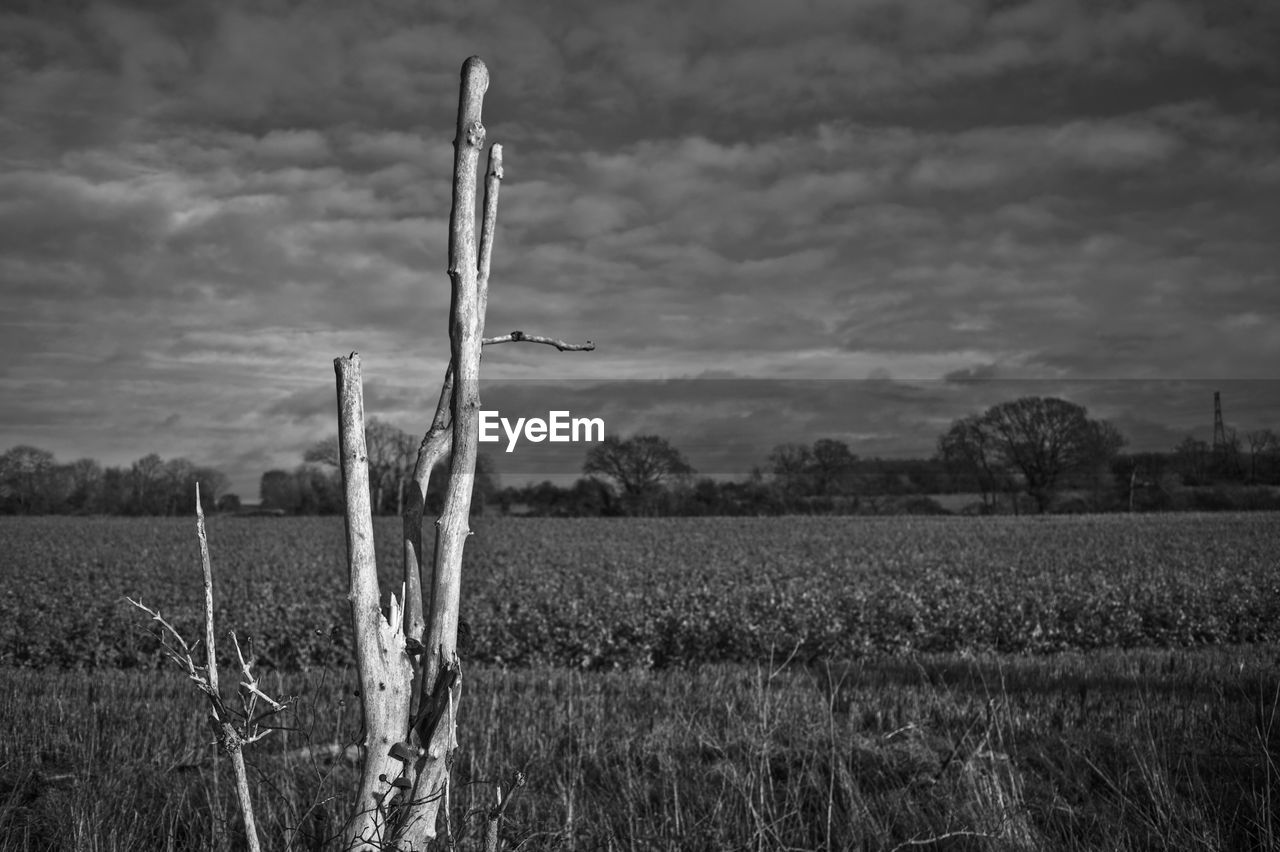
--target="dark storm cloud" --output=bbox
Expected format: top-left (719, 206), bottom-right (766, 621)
top-left (2, 0), bottom-right (1278, 495)
top-left (472, 377), bottom-right (1280, 478)
top-left (264, 383), bottom-right (337, 425)
top-left (944, 364), bottom-right (1001, 383)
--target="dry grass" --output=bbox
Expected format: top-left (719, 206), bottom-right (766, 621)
top-left (1, 645), bottom-right (1277, 850)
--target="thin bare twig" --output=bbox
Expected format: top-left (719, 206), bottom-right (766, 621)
top-left (482, 330), bottom-right (594, 351)
top-left (476, 143), bottom-right (503, 335)
top-left (126, 598), bottom-right (213, 696)
top-left (231, 631), bottom-right (284, 713)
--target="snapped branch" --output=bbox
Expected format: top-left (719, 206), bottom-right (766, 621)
top-left (482, 330), bottom-right (595, 351)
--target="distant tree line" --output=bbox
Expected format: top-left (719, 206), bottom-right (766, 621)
top-left (0, 446), bottom-right (231, 515)
top-left (514, 396), bottom-right (1280, 517)
top-left (256, 417), bottom-right (498, 516)
top-left (4, 397), bottom-right (1278, 516)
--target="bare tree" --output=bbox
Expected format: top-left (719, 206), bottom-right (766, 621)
top-left (362, 418), bottom-right (405, 514)
top-left (64, 457), bottom-right (103, 512)
top-left (303, 435), bottom-right (341, 468)
top-left (768, 439), bottom-right (857, 497)
top-left (293, 463), bottom-right (343, 514)
top-left (130, 453), bottom-right (165, 515)
top-left (939, 398), bottom-right (1124, 514)
top-left (809, 438), bottom-right (857, 496)
top-left (136, 55), bottom-right (593, 852)
top-left (306, 420), bottom-right (416, 514)
top-left (259, 469), bottom-right (301, 512)
top-left (1214, 426), bottom-right (1244, 480)
top-left (583, 434), bottom-right (694, 513)
top-left (0, 446), bottom-right (58, 513)
top-left (391, 426), bottom-right (418, 516)
top-left (767, 442), bottom-right (812, 495)
top-left (1174, 436), bottom-right (1211, 485)
top-left (1245, 428), bottom-right (1277, 483)
top-left (336, 57), bottom-right (593, 849)
top-left (936, 415), bottom-right (1002, 510)
top-left (161, 458), bottom-right (197, 515)
top-left (1077, 418), bottom-right (1127, 503)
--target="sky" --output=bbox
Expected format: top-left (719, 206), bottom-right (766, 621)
top-left (2, 0), bottom-right (1279, 496)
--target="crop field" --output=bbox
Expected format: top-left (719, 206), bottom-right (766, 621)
top-left (0, 513), bottom-right (1277, 670)
top-left (1, 514), bottom-right (1278, 850)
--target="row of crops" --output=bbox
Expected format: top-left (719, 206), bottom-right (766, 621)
top-left (1, 514), bottom-right (1276, 669)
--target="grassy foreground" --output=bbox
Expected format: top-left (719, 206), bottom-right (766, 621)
top-left (2, 646), bottom-right (1277, 851)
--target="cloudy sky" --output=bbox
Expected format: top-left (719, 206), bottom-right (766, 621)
top-left (2, 0), bottom-right (1278, 494)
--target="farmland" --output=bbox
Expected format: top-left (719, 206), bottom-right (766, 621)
top-left (0, 514), bottom-right (1277, 670)
top-left (1, 513), bottom-right (1278, 850)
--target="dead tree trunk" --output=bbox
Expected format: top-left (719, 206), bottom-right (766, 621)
top-left (335, 56), bottom-right (593, 849)
top-left (336, 354), bottom-right (413, 848)
top-left (393, 53), bottom-right (490, 847)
